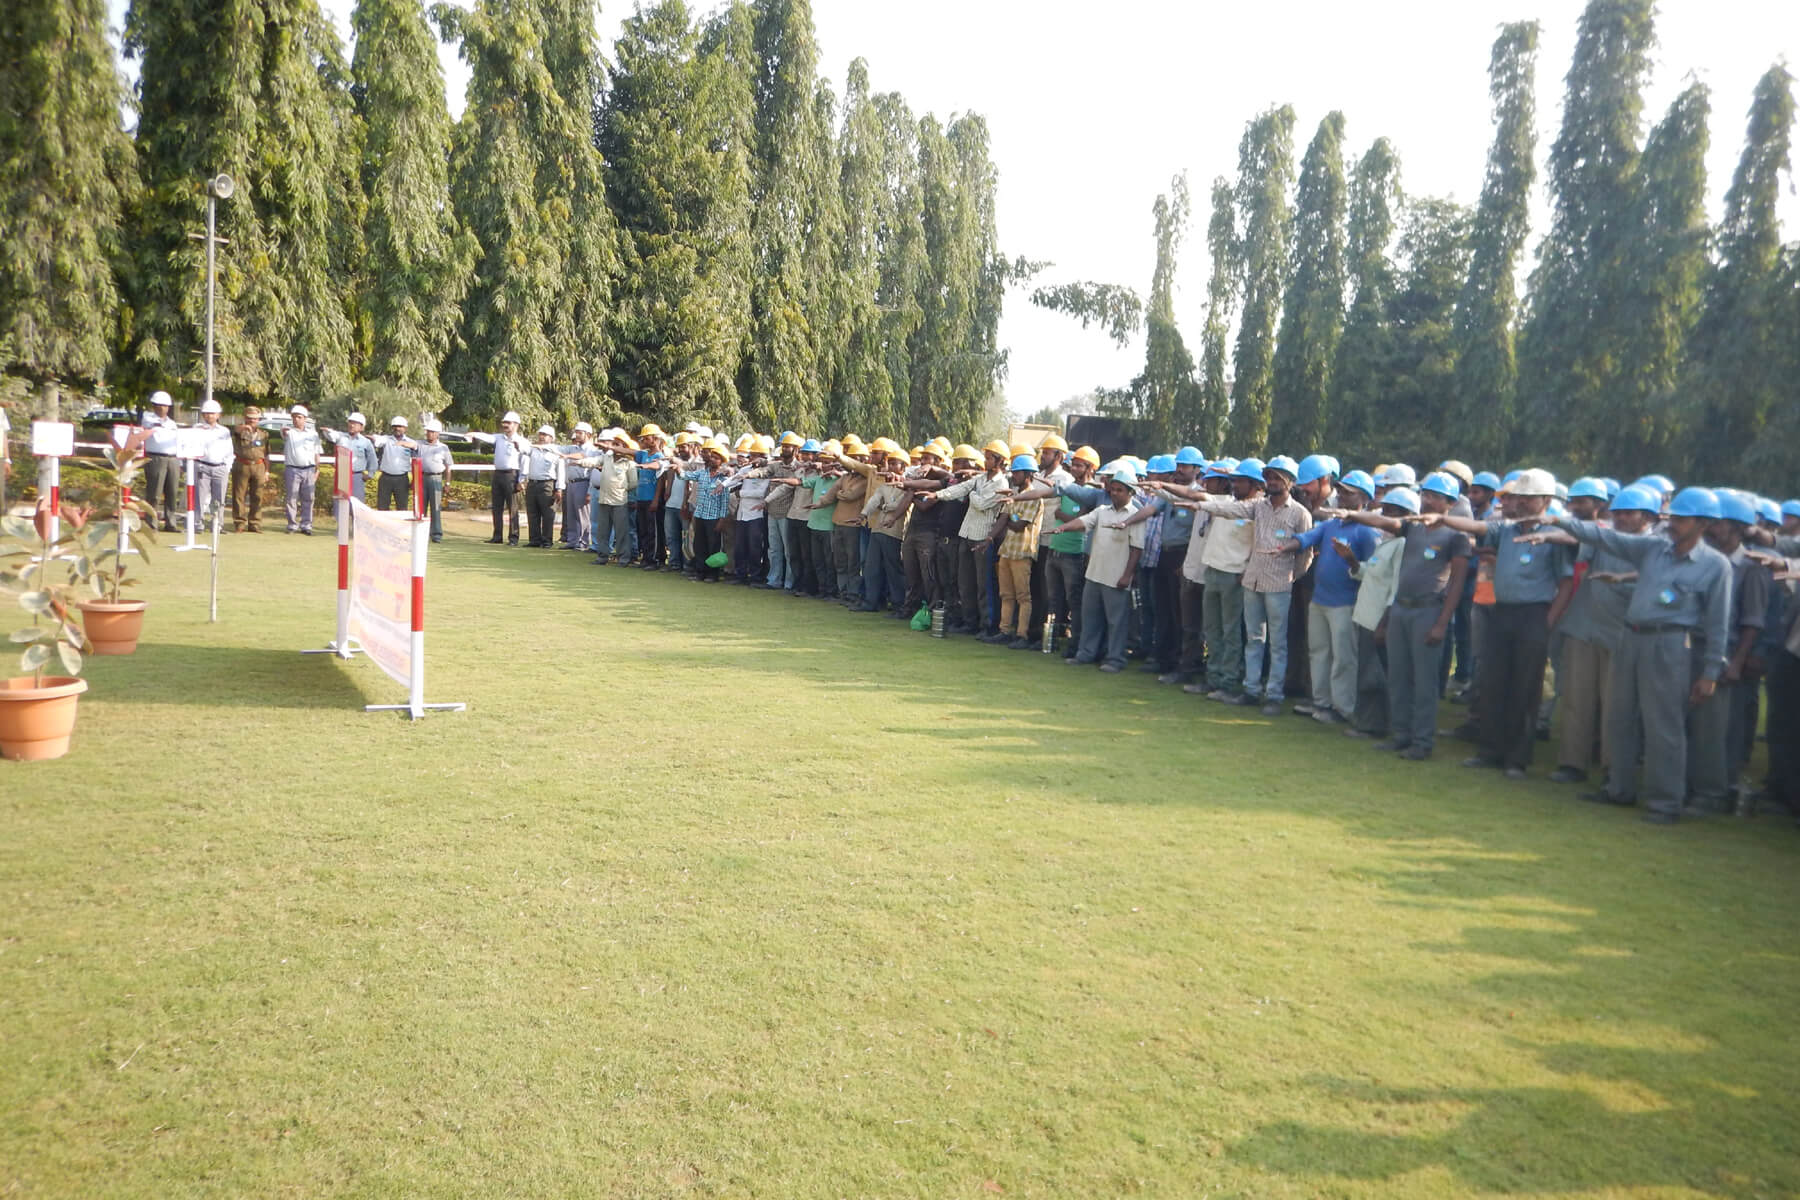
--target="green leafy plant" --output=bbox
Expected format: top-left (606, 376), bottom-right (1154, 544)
top-left (82, 431), bottom-right (158, 604)
top-left (0, 508), bottom-right (93, 684)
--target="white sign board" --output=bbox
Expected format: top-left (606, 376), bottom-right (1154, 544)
top-left (176, 428), bottom-right (209, 459)
top-left (30, 421), bottom-right (75, 457)
top-left (347, 500), bottom-right (414, 690)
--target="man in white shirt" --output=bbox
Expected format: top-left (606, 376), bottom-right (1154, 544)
top-left (282, 404), bottom-right (322, 534)
top-left (522, 424), bottom-right (566, 547)
top-left (1048, 466), bottom-right (1146, 673)
top-left (416, 419), bottom-right (454, 542)
top-left (560, 422), bottom-right (594, 550)
top-left (370, 416), bottom-right (420, 512)
top-left (473, 411), bottom-right (528, 544)
top-left (140, 390), bottom-right (182, 530)
top-left (192, 399), bottom-right (235, 527)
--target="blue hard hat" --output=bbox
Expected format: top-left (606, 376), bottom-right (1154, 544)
top-left (1296, 453), bottom-right (1334, 485)
top-left (1715, 491), bottom-right (1756, 526)
top-left (1264, 454), bottom-right (1299, 478)
top-left (1608, 485), bottom-right (1660, 515)
top-left (1379, 463), bottom-right (1417, 488)
top-left (1754, 497), bottom-right (1779, 525)
top-left (1471, 471), bottom-right (1501, 490)
top-left (1320, 455), bottom-right (1341, 478)
top-left (1382, 486), bottom-right (1421, 515)
top-left (1009, 453), bottom-right (1037, 472)
top-left (1602, 477), bottom-right (1622, 499)
top-left (1503, 469), bottom-right (1523, 486)
top-left (1547, 499), bottom-right (1568, 518)
top-left (1783, 499), bottom-right (1800, 520)
top-left (1146, 454), bottom-right (1177, 474)
top-left (1174, 445), bottom-right (1207, 467)
top-left (800, 438), bottom-right (821, 453)
top-left (779, 430), bottom-right (798, 443)
top-left (1568, 477), bottom-right (1608, 501)
top-left (1339, 469), bottom-right (1375, 498)
top-left (1629, 475), bottom-right (1666, 499)
top-left (1647, 474), bottom-right (1676, 495)
top-left (1232, 456), bottom-right (1267, 482)
top-left (1668, 486), bottom-right (1720, 520)
top-left (1420, 471), bottom-right (1461, 499)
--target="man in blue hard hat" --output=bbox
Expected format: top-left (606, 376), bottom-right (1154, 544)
top-left (1547, 480), bottom-right (1645, 785)
top-left (1524, 486), bottom-right (1733, 824)
top-left (1185, 459), bottom-right (1260, 700)
top-left (1265, 461), bottom-right (1376, 726)
top-left (1047, 466), bottom-right (1147, 672)
top-left (1688, 492), bottom-right (1771, 812)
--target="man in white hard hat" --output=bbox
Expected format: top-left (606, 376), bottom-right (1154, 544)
top-left (416, 419), bottom-right (453, 542)
top-left (469, 411), bottom-right (529, 544)
top-left (192, 399), bottom-right (235, 527)
top-left (370, 416), bottom-right (419, 512)
top-left (521, 424), bottom-right (566, 547)
top-left (282, 405), bottom-right (322, 534)
top-left (140, 390), bottom-right (182, 530)
top-left (320, 412), bottom-right (377, 502)
top-left (560, 422), bottom-right (595, 550)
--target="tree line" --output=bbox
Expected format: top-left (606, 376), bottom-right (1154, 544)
top-left (1037, 1), bottom-right (1797, 491)
top-left (0, 0), bottom-right (1015, 441)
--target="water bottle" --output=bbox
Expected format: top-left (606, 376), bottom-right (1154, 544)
top-left (930, 604), bottom-right (947, 638)
top-left (1041, 620), bottom-right (1056, 653)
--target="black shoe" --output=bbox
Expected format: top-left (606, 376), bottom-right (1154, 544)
top-left (978, 631), bottom-right (1008, 644)
top-left (485, 537), bottom-right (503, 544)
top-left (1228, 693), bottom-right (1259, 707)
top-left (1548, 767), bottom-right (1587, 784)
top-left (1581, 791), bottom-right (1635, 808)
top-left (1006, 637), bottom-right (1034, 650)
top-left (300, 529), bottom-right (313, 536)
top-left (1291, 703), bottom-right (1315, 716)
top-left (1371, 739), bottom-right (1409, 753)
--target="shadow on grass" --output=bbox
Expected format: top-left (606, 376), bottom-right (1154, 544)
top-left (99, 642), bottom-right (375, 710)
top-left (429, 533), bottom-right (1800, 1196)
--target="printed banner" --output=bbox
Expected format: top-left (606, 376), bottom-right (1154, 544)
top-left (347, 500), bottom-right (413, 688)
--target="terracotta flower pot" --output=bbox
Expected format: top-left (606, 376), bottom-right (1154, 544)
top-left (0, 676), bottom-right (88, 762)
top-left (78, 600), bottom-right (150, 656)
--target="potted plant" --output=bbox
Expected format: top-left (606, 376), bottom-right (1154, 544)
top-left (0, 506), bottom-right (93, 761)
top-left (75, 431), bottom-right (157, 655)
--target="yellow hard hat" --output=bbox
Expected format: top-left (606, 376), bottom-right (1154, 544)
top-left (733, 432), bottom-right (755, 452)
top-left (779, 432), bottom-right (804, 448)
top-left (869, 436), bottom-right (899, 456)
top-left (951, 443), bottom-right (982, 464)
top-left (1039, 433), bottom-right (1069, 453)
top-left (1008, 442), bottom-right (1032, 459)
top-left (888, 447), bottom-right (911, 466)
top-left (982, 439), bottom-right (1011, 459)
top-left (700, 438), bottom-right (730, 458)
top-left (822, 439), bottom-right (843, 457)
top-left (842, 438), bottom-right (869, 458)
top-left (910, 445), bottom-right (926, 459)
top-left (755, 434), bottom-right (775, 455)
top-left (1438, 458), bottom-right (1474, 487)
top-left (616, 434), bottom-right (640, 452)
top-left (638, 423), bottom-right (665, 439)
top-left (673, 431), bottom-right (696, 446)
top-left (1072, 446), bottom-right (1101, 467)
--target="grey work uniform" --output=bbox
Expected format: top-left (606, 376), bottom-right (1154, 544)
top-left (1686, 546), bottom-right (1768, 807)
top-left (417, 441), bottom-right (453, 541)
top-left (1554, 540), bottom-right (1635, 773)
top-left (1387, 525), bottom-right (1471, 752)
top-left (1551, 518), bottom-right (1732, 818)
top-left (1476, 520), bottom-right (1574, 770)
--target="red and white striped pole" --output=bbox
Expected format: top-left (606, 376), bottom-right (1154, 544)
top-left (364, 499), bottom-right (463, 719)
top-left (173, 455), bottom-right (203, 552)
top-left (303, 446), bottom-right (362, 659)
top-left (41, 454), bottom-right (61, 545)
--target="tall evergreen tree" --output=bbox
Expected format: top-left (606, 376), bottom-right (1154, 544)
top-left (1130, 175), bottom-right (1201, 449)
top-left (910, 115), bottom-right (975, 438)
top-left (950, 115), bottom-right (1009, 438)
top-left (1603, 82), bottom-right (1709, 473)
top-left (1381, 197), bottom-right (1472, 467)
top-left (1195, 177), bottom-right (1237, 453)
top-left (1690, 64), bottom-right (1795, 482)
top-left (599, 0), bottom-right (753, 424)
top-left (872, 91), bottom-right (927, 441)
top-left (125, 0), bottom-right (361, 405)
top-left (829, 59), bottom-right (890, 435)
top-left (1269, 111), bottom-right (1347, 451)
top-left (1329, 138), bottom-right (1400, 458)
top-left (352, 0), bottom-right (471, 413)
top-left (1517, 0), bottom-right (1654, 459)
top-left (745, 0), bottom-right (829, 431)
top-left (1449, 21), bottom-right (1538, 466)
top-left (0, 0), bottom-right (136, 399)
top-left (1226, 104), bottom-right (1295, 451)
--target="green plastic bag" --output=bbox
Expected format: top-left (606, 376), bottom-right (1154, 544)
top-left (909, 606), bottom-right (931, 631)
top-left (705, 551), bottom-right (729, 569)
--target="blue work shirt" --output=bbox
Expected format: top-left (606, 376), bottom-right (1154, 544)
top-left (633, 450), bottom-right (664, 503)
top-left (1482, 519), bottom-right (1574, 605)
top-left (1551, 518), bottom-right (1733, 680)
top-left (1294, 518), bottom-right (1377, 608)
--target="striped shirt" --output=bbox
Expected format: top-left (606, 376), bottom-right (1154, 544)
top-left (997, 498), bottom-right (1044, 559)
top-left (1194, 494), bottom-right (1313, 593)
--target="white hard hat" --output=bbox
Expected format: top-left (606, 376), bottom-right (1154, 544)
top-left (501, 411), bottom-right (522, 425)
top-left (199, 399), bottom-right (222, 415)
top-left (423, 418), bottom-right (443, 433)
top-left (347, 411), bottom-right (367, 425)
top-left (694, 425), bottom-right (713, 440)
top-left (574, 421), bottom-right (594, 434)
top-left (537, 423), bottom-right (555, 436)
top-left (150, 390), bottom-right (173, 407)
top-left (1510, 467), bottom-right (1558, 498)
top-left (683, 420), bottom-right (704, 434)
top-left (289, 404), bottom-right (308, 416)
top-left (389, 415), bottom-right (408, 427)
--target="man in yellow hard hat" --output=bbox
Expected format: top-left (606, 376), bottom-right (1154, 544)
top-left (904, 440), bottom-right (1011, 636)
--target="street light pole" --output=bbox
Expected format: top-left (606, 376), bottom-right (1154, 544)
top-left (204, 173), bottom-right (234, 412)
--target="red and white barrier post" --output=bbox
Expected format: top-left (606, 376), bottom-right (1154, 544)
top-left (365, 462), bottom-right (463, 720)
top-left (172, 454), bottom-right (203, 553)
top-left (42, 453), bottom-right (60, 545)
top-left (303, 445), bottom-right (362, 659)
top-left (27, 421), bottom-right (76, 550)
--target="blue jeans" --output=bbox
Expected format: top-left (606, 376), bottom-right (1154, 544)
top-left (1243, 589), bottom-right (1294, 701)
top-left (663, 506), bottom-right (686, 572)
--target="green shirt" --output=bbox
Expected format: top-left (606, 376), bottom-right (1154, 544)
top-left (1047, 492), bottom-right (1089, 554)
top-left (806, 475), bottom-right (837, 532)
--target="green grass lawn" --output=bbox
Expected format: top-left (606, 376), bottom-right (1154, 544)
top-left (4, 513), bottom-right (1799, 1198)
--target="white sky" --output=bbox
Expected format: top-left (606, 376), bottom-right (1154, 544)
top-left (111, 0), bottom-right (1800, 420)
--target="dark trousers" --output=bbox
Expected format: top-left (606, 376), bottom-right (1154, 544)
top-left (936, 534), bottom-right (965, 625)
top-left (1027, 550), bottom-right (1049, 638)
top-left (524, 478), bottom-right (557, 545)
top-left (1045, 549), bottom-right (1086, 647)
top-left (902, 529), bottom-right (940, 613)
top-left (788, 519), bottom-right (815, 592)
top-left (1444, 584), bottom-right (1476, 692)
top-left (1353, 623), bottom-right (1389, 736)
top-left (958, 537), bottom-right (995, 633)
top-left (144, 454), bottom-right (181, 527)
top-left (634, 500), bottom-right (663, 563)
top-left (733, 516), bottom-right (768, 582)
top-left (863, 532), bottom-right (905, 610)
top-left (1477, 601), bottom-right (1551, 769)
top-left (1766, 650), bottom-right (1800, 811)
top-left (1286, 569), bottom-right (1313, 699)
top-left (376, 471), bottom-right (411, 512)
top-left (1178, 576), bottom-right (1206, 675)
top-left (490, 469), bottom-right (520, 541)
top-left (423, 475), bottom-right (444, 540)
top-left (692, 517), bottom-right (725, 580)
top-left (1151, 554), bottom-right (1185, 671)
top-left (808, 527), bottom-right (835, 596)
